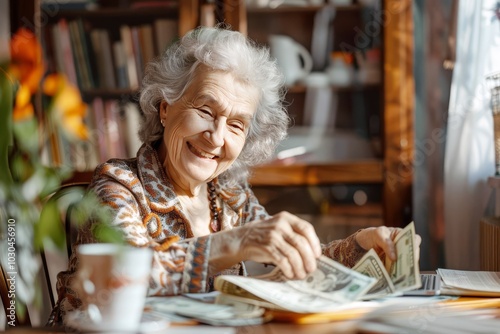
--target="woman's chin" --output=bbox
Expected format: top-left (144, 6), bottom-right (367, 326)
top-left (182, 166), bottom-right (218, 183)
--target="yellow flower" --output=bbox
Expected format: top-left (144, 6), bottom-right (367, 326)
top-left (9, 28), bottom-right (88, 141)
top-left (43, 73), bottom-right (89, 140)
top-left (13, 84), bottom-right (34, 121)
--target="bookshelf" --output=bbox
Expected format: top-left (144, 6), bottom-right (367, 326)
top-left (240, 0), bottom-right (414, 229)
top-left (15, 0), bottom-right (413, 229)
top-left (32, 0), bottom-right (200, 170)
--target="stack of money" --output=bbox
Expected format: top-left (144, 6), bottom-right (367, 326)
top-left (145, 295), bottom-right (267, 326)
top-left (214, 222), bottom-right (421, 313)
top-left (353, 221), bottom-right (421, 299)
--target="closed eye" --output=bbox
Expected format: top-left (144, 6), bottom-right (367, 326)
top-left (198, 108), bottom-right (213, 117)
top-left (228, 120), bottom-right (245, 132)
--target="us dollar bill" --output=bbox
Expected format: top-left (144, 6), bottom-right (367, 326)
top-left (285, 255), bottom-right (377, 303)
top-left (352, 248), bottom-right (396, 299)
top-left (148, 295), bottom-right (266, 326)
top-left (215, 255), bottom-right (376, 313)
top-left (387, 221), bottom-right (421, 292)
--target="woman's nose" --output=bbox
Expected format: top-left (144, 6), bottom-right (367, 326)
top-left (206, 119), bottom-right (225, 146)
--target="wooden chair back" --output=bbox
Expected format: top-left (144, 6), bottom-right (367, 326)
top-left (40, 182), bottom-right (90, 309)
top-left (0, 182), bottom-right (90, 328)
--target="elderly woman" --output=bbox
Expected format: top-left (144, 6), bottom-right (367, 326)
top-left (51, 26), bottom-right (419, 323)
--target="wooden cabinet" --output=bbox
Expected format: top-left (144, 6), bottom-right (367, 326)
top-left (227, 0), bottom-right (414, 228)
top-left (18, 0), bottom-right (413, 229)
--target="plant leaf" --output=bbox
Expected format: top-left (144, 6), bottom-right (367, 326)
top-left (91, 222), bottom-right (125, 244)
top-left (36, 200), bottom-right (65, 250)
top-left (0, 65), bottom-right (15, 188)
top-left (13, 117), bottom-right (39, 157)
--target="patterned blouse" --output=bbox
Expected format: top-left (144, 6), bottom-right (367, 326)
top-left (51, 143), bottom-right (366, 324)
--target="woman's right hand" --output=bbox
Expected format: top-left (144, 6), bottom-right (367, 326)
top-left (210, 211), bottom-right (322, 279)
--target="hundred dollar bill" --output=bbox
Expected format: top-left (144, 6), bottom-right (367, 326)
top-left (387, 221), bottom-right (421, 292)
top-left (352, 248), bottom-right (396, 299)
top-left (215, 256), bottom-right (376, 313)
top-left (215, 293), bottom-right (267, 318)
top-left (148, 295), bottom-right (266, 326)
top-left (285, 255), bottom-right (377, 303)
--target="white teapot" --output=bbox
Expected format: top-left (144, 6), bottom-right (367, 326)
top-left (269, 35), bottom-right (313, 86)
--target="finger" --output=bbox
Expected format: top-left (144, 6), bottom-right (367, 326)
top-left (414, 234), bottom-right (422, 262)
top-left (265, 227), bottom-right (308, 279)
top-left (280, 244), bottom-right (307, 279)
top-left (283, 229), bottom-right (317, 274)
top-left (415, 234), bottom-right (422, 247)
top-left (286, 214), bottom-right (322, 258)
top-left (265, 232), bottom-right (306, 279)
top-left (376, 227), bottom-right (397, 261)
top-left (270, 246), bottom-right (295, 279)
top-left (389, 228), bottom-right (401, 240)
top-left (251, 225), bottom-right (302, 279)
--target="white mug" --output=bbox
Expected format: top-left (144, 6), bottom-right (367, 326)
top-left (71, 244), bottom-right (153, 331)
top-left (269, 35), bottom-right (313, 86)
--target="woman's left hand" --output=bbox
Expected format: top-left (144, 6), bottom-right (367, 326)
top-left (355, 226), bottom-right (422, 263)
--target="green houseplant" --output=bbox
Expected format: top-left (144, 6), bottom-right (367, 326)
top-left (0, 28), bottom-right (117, 323)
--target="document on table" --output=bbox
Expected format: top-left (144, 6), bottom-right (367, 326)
top-left (436, 268), bottom-right (500, 296)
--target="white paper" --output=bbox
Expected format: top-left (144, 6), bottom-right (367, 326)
top-left (437, 269), bottom-right (500, 293)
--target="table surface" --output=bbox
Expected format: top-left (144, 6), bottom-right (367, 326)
top-left (5, 296), bottom-right (500, 334)
top-left (3, 322), bottom-right (361, 334)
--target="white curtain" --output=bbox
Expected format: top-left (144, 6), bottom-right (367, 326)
top-left (444, 0), bottom-right (500, 270)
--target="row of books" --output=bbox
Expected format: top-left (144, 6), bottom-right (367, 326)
top-left (43, 98), bottom-right (143, 171)
top-left (44, 18), bottom-right (178, 91)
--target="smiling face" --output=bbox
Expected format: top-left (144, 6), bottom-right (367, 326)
top-left (159, 66), bottom-right (259, 194)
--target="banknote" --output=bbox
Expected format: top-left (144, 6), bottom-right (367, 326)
top-left (214, 222), bottom-right (421, 312)
top-left (148, 295), bottom-right (266, 326)
top-left (285, 255), bottom-right (377, 303)
top-left (387, 222), bottom-right (421, 292)
top-left (215, 255), bottom-right (376, 313)
top-left (352, 248), bottom-right (396, 299)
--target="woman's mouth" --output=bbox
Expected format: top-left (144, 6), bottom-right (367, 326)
top-left (187, 142), bottom-right (218, 159)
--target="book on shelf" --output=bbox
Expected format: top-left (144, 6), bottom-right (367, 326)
top-left (82, 98), bottom-right (142, 165)
top-left (139, 24), bottom-right (156, 67)
top-left (68, 19), bottom-right (96, 90)
top-left (76, 19), bottom-right (98, 89)
top-left (90, 29), bottom-right (117, 89)
top-left (121, 102), bottom-right (143, 157)
top-left (130, 26), bottom-right (145, 83)
top-left (113, 41), bottom-right (130, 89)
top-left (120, 25), bottom-right (139, 89)
top-left (153, 18), bottom-right (178, 55)
top-left (41, 0), bottom-right (98, 10)
top-left (215, 222), bottom-right (421, 313)
top-left (103, 99), bottom-right (126, 159)
top-left (54, 19), bottom-right (79, 87)
top-left (46, 17), bottom-right (178, 91)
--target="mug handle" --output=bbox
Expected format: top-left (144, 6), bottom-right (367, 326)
top-left (296, 43), bottom-right (313, 78)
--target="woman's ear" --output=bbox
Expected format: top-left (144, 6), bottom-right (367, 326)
top-left (159, 101), bottom-right (169, 118)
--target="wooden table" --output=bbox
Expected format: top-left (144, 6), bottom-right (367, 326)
top-left (2, 322), bottom-right (366, 334)
top-left (3, 322), bottom-right (358, 334)
top-left (5, 296), bottom-right (500, 334)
